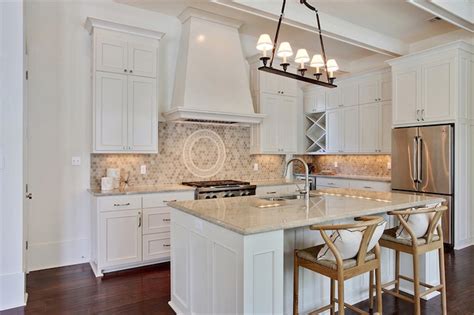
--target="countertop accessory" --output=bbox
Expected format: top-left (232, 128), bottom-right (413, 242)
top-left (107, 168), bottom-right (120, 189)
top-left (101, 177), bottom-right (114, 191)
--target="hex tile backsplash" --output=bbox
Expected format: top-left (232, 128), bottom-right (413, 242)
top-left (90, 123), bottom-right (286, 188)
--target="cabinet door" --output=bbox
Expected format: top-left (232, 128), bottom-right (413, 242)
top-left (96, 35), bottom-right (128, 74)
top-left (358, 78), bottom-right (379, 105)
top-left (342, 107), bottom-right (359, 152)
top-left (95, 72), bottom-right (128, 152)
top-left (143, 208), bottom-right (170, 235)
top-left (326, 109), bottom-right (343, 152)
top-left (359, 103), bottom-right (380, 153)
top-left (340, 82), bottom-right (359, 107)
top-left (279, 96), bottom-right (297, 153)
top-left (143, 233), bottom-right (171, 262)
top-left (99, 210), bottom-right (142, 268)
top-left (380, 72), bottom-right (392, 101)
top-left (128, 43), bottom-right (157, 78)
top-left (127, 76), bottom-right (158, 152)
top-left (260, 93), bottom-right (280, 152)
top-left (260, 72), bottom-right (280, 95)
top-left (303, 92), bottom-right (316, 113)
top-left (380, 101), bottom-right (392, 153)
top-left (421, 58), bottom-right (454, 122)
top-left (392, 67), bottom-right (420, 125)
top-left (279, 76), bottom-right (297, 97)
top-left (303, 88), bottom-right (326, 113)
top-left (326, 88), bottom-right (341, 109)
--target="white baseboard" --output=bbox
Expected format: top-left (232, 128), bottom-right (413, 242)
top-left (0, 272), bottom-right (25, 311)
top-left (27, 238), bottom-right (90, 271)
top-left (454, 237), bottom-right (474, 250)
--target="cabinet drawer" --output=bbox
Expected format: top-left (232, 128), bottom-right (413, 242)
top-left (316, 178), bottom-right (349, 188)
top-left (142, 191), bottom-right (194, 208)
top-left (98, 195), bottom-right (142, 212)
top-left (143, 233), bottom-right (171, 262)
top-left (143, 208), bottom-right (170, 234)
top-left (256, 184), bottom-right (298, 196)
top-left (349, 180), bottom-right (391, 192)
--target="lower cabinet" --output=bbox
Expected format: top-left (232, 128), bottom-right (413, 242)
top-left (256, 184), bottom-right (300, 196)
top-left (91, 190), bottom-right (193, 276)
top-left (316, 177), bottom-right (391, 192)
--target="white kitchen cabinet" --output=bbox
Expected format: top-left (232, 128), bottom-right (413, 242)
top-left (303, 87), bottom-right (326, 113)
top-left (316, 177), bottom-right (391, 192)
top-left (326, 88), bottom-right (342, 109)
top-left (251, 93), bottom-right (297, 154)
top-left (99, 209), bottom-right (142, 268)
top-left (127, 76), bottom-right (158, 151)
top-left (260, 71), bottom-right (297, 96)
top-left (86, 18), bottom-right (163, 154)
top-left (358, 72), bottom-right (392, 105)
top-left (359, 101), bottom-right (392, 153)
top-left (326, 107), bottom-right (359, 153)
top-left (94, 72), bottom-right (128, 151)
top-left (340, 81), bottom-right (359, 107)
top-left (91, 190), bottom-right (194, 276)
top-left (389, 49), bottom-right (458, 126)
top-left (256, 184), bottom-right (300, 196)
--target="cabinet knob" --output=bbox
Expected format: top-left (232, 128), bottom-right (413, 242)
top-left (129, 70), bottom-right (133, 73)
top-left (124, 69), bottom-right (127, 72)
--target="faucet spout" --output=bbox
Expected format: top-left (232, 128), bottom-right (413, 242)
top-left (285, 158), bottom-right (310, 202)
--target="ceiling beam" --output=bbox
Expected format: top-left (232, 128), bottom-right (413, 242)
top-left (213, 0), bottom-right (409, 57)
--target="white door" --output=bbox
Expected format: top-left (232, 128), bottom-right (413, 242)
top-left (359, 103), bottom-right (379, 153)
top-left (96, 36), bottom-right (128, 74)
top-left (143, 208), bottom-right (170, 234)
top-left (99, 210), bottom-right (142, 268)
top-left (260, 93), bottom-right (280, 153)
top-left (326, 109), bottom-right (342, 152)
top-left (127, 76), bottom-right (157, 152)
top-left (128, 43), bottom-right (157, 78)
top-left (342, 107), bottom-right (359, 152)
top-left (421, 58), bottom-right (454, 122)
top-left (358, 78), bottom-right (379, 105)
top-left (380, 101), bottom-right (392, 153)
top-left (392, 67), bottom-right (420, 125)
top-left (95, 72), bottom-right (128, 152)
top-left (279, 96), bottom-right (297, 153)
top-left (279, 76), bottom-right (297, 96)
top-left (303, 91), bottom-right (316, 113)
top-left (340, 82), bottom-right (358, 107)
top-left (326, 88), bottom-right (341, 109)
top-left (260, 72), bottom-right (280, 95)
top-left (143, 233), bottom-right (171, 262)
top-left (380, 72), bottom-right (392, 101)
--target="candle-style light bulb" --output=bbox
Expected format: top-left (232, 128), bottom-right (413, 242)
top-left (310, 54), bottom-right (325, 80)
top-left (295, 49), bottom-right (310, 76)
top-left (277, 42), bottom-right (293, 71)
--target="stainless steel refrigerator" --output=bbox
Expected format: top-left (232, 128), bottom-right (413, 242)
top-left (391, 124), bottom-right (454, 246)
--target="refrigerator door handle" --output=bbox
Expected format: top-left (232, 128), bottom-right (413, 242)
top-left (413, 136), bottom-right (418, 183)
top-left (417, 137), bottom-right (422, 183)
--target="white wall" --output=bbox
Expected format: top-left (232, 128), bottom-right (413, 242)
top-left (25, 0), bottom-right (181, 271)
top-left (0, 0), bottom-right (26, 310)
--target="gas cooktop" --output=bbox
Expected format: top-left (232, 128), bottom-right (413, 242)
top-left (182, 180), bottom-right (250, 188)
top-left (182, 180), bottom-right (256, 199)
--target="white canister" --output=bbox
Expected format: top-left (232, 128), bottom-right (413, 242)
top-left (101, 177), bottom-right (114, 191)
top-left (107, 168), bottom-right (121, 189)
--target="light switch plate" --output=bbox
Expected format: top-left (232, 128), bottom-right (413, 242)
top-left (334, 161), bottom-right (338, 168)
top-left (72, 156), bottom-right (81, 166)
top-left (387, 162), bottom-right (391, 170)
top-left (140, 165), bottom-right (147, 175)
top-left (253, 163), bottom-right (259, 171)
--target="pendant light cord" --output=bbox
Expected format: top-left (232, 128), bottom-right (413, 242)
top-left (314, 10), bottom-right (330, 83)
top-left (270, 0), bottom-right (286, 67)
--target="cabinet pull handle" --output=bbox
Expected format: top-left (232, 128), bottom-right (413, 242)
top-left (163, 218), bottom-right (171, 222)
top-left (129, 70), bottom-right (133, 73)
top-left (328, 182), bottom-right (335, 185)
top-left (163, 199), bottom-right (177, 203)
top-left (113, 202), bottom-right (130, 207)
top-left (416, 109), bottom-right (420, 121)
top-left (421, 109), bottom-right (425, 121)
top-left (138, 214), bottom-right (142, 228)
top-left (124, 69), bottom-right (127, 72)
top-left (363, 186), bottom-right (373, 189)
top-left (163, 244), bottom-right (171, 247)
top-left (266, 191), bottom-right (277, 194)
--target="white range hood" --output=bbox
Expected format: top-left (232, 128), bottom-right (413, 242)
top-left (164, 8), bottom-right (265, 124)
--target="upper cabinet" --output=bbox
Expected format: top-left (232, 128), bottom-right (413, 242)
top-left (303, 86), bottom-right (326, 113)
top-left (358, 71), bottom-right (391, 105)
top-left (86, 18), bottom-right (164, 153)
top-left (259, 70), bottom-right (297, 97)
top-left (388, 42), bottom-right (471, 127)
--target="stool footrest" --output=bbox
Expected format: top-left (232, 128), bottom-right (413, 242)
top-left (420, 284), bottom-right (444, 297)
top-left (398, 274), bottom-right (435, 289)
top-left (309, 303), bottom-right (334, 314)
top-left (382, 288), bottom-right (414, 303)
top-left (332, 299), bottom-right (370, 315)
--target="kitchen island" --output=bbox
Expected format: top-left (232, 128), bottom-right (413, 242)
top-left (168, 188), bottom-right (444, 314)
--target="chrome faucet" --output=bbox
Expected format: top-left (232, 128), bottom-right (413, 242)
top-left (284, 158), bottom-right (310, 202)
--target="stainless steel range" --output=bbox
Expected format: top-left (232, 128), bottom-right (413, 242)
top-left (182, 180), bottom-right (256, 200)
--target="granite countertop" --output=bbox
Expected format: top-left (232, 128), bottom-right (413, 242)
top-left (168, 188), bottom-right (444, 235)
top-left (302, 174), bottom-right (391, 182)
top-left (88, 184), bottom-right (195, 196)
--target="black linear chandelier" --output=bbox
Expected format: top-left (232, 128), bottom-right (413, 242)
top-left (256, 0), bottom-right (338, 88)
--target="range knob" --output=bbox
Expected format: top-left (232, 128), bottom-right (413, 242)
top-left (211, 195), bottom-right (218, 199)
top-left (228, 193), bottom-right (235, 197)
top-left (205, 195), bottom-right (211, 199)
top-left (241, 191), bottom-right (250, 196)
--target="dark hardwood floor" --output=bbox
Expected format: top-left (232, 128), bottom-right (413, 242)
top-left (2, 246), bottom-right (474, 315)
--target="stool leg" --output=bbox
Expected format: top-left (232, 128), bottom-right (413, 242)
top-left (338, 275), bottom-right (345, 315)
top-left (439, 246), bottom-right (447, 315)
top-left (369, 270), bottom-right (374, 314)
top-left (375, 264), bottom-right (383, 314)
top-left (395, 250), bottom-right (400, 293)
top-left (413, 252), bottom-right (421, 315)
top-left (293, 252), bottom-right (299, 315)
top-left (330, 279), bottom-right (335, 315)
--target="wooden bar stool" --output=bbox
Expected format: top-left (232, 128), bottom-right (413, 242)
top-left (293, 216), bottom-right (384, 315)
top-left (379, 206), bottom-right (448, 315)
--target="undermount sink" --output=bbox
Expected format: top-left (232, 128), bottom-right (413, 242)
top-left (260, 194), bottom-right (306, 201)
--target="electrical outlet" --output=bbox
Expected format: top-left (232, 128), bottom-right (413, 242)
top-left (72, 156), bottom-right (81, 166)
top-left (387, 162), bottom-right (391, 170)
top-left (334, 161), bottom-right (338, 168)
top-left (140, 165), bottom-right (147, 175)
top-left (253, 163), bottom-right (259, 171)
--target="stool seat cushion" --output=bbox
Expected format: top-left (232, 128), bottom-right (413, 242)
top-left (381, 227), bottom-right (440, 246)
top-left (297, 245), bottom-right (376, 270)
